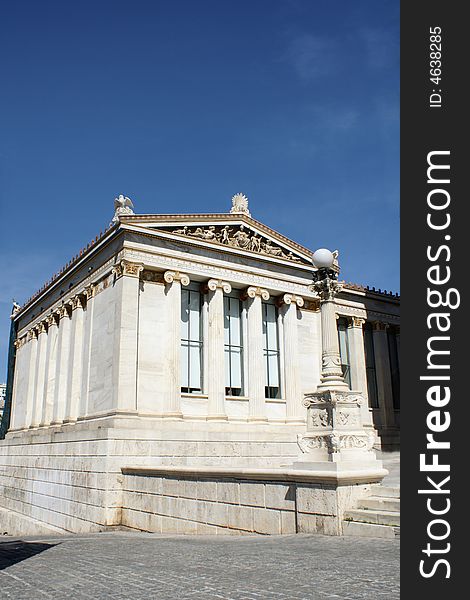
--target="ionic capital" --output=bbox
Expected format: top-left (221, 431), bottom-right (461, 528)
top-left (164, 270), bottom-right (190, 286)
top-left (113, 260), bottom-right (144, 279)
top-left (37, 321), bottom-right (47, 335)
top-left (46, 313), bottom-right (58, 328)
top-left (204, 279), bottom-right (232, 294)
top-left (241, 286), bottom-right (270, 301)
top-left (57, 303), bottom-right (69, 320)
top-left (70, 295), bottom-right (83, 311)
top-left (372, 321), bottom-right (388, 332)
top-left (351, 316), bottom-right (365, 328)
top-left (277, 293), bottom-right (304, 308)
top-left (27, 328), bottom-right (38, 342)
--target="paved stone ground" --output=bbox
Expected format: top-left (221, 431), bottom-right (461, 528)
top-left (0, 532), bottom-right (399, 600)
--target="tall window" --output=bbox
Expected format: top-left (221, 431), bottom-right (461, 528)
top-left (387, 326), bottom-right (400, 410)
top-left (262, 302), bottom-right (281, 399)
top-left (224, 295), bottom-right (244, 396)
top-left (337, 317), bottom-right (352, 388)
top-left (180, 288), bottom-right (203, 393)
top-left (363, 322), bottom-right (379, 408)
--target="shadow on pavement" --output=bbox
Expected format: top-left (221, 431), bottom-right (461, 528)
top-left (0, 540), bottom-right (57, 570)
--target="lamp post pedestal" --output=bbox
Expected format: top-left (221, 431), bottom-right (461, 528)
top-left (293, 267), bottom-right (385, 477)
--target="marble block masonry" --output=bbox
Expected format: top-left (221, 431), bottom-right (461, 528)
top-left (0, 193), bottom-right (399, 535)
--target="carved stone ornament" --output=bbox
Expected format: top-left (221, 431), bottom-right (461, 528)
top-left (58, 304), bottom-right (69, 320)
top-left (164, 270), bottom-right (190, 286)
top-left (351, 316), bottom-right (365, 328)
top-left (297, 431), bottom-right (375, 455)
top-left (112, 194), bottom-right (135, 224)
top-left (27, 328), bottom-right (38, 342)
top-left (311, 409), bottom-right (331, 428)
top-left (303, 389), bottom-right (364, 409)
top-left (310, 277), bottom-right (343, 302)
top-left (70, 295), bottom-right (83, 311)
top-left (230, 192), bottom-right (251, 216)
top-left (142, 270), bottom-right (165, 284)
top-left (241, 286), bottom-right (270, 301)
top-left (168, 222), bottom-right (305, 263)
top-left (204, 279), bottom-right (232, 294)
top-left (46, 314), bottom-right (58, 328)
top-left (277, 293), bottom-right (304, 308)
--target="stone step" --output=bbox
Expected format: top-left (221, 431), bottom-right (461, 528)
top-left (359, 496), bottom-right (400, 512)
top-left (370, 485), bottom-right (400, 499)
top-left (344, 508), bottom-right (400, 527)
top-left (343, 520), bottom-right (398, 539)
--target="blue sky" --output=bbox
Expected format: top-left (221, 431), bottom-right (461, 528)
top-left (0, 0), bottom-right (399, 378)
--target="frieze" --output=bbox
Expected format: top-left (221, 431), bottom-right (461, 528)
top-left (303, 390), bottom-right (364, 408)
top-left (297, 431), bottom-right (375, 454)
top-left (121, 248), bottom-right (316, 297)
top-left (164, 222), bottom-right (306, 264)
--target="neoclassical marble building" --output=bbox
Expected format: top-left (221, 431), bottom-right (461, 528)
top-left (0, 195), bottom-right (399, 535)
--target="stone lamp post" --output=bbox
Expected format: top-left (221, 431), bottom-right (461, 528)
top-left (294, 249), bottom-right (385, 476)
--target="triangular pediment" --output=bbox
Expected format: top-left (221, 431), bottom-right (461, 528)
top-left (119, 213), bottom-right (313, 266)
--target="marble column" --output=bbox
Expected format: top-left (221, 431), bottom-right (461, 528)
top-left (64, 295), bottom-right (85, 423)
top-left (162, 270), bottom-right (190, 418)
top-left (111, 261), bottom-right (144, 415)
top-left (347, 317), bottom-right (373, 428)
top-left (206, 279), bottom-right (231, 421)
top-left (278, 293), bottom-right (305, 423)
top-left (30, 321), bottom-right (47, 428)
top-left (40, 313), bottom-right (59, 426)
top-left (244, 286), bottom-right (269, 422)
top-left (372, 322), bottom-right (394, 429)
top-left (315, 279), bottom-right (349, 391)
top-left (51, 303), bottom-right (72, 425)
top-left (79, 284), bottom-right (96, 419)
top-left (24, 328), bottom-right (38, 428)
top-left (10, 336), bottom-right (28, 429)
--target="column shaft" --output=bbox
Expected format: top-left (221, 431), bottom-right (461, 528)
top-left (24, 331), bottom-right (38, 428)
top-left (52, 307), bottom-right (72, 425)
top-left (64, 297), bottom-right (85, 423)
top-left (247, 293), bottom-right (267, 421)
top-left (162, 271), bottom-right (189, 417)
top-left (281, 297), bottom-right (304, 422)
top-left (348, 318), bottom-right (373, 427)
top-left (40, 317), bottom-right (58, 426)
top-left (207, 280), bottom-right (230, 420)
top-left (31, 324), bottom-right (47, 428)
top-left (112, 262), bottom-right (144, 414)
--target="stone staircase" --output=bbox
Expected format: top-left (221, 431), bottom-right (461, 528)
top-left (343, 485), bottom-right (400, 539)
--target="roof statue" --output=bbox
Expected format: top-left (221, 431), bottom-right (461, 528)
top-left (230, 193), bottom-right (251, 217)
top-left (112, 195), bottom-right (135, 225)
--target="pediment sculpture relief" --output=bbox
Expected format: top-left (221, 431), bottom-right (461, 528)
top-left (168, 224), bottom-right (305, 263)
